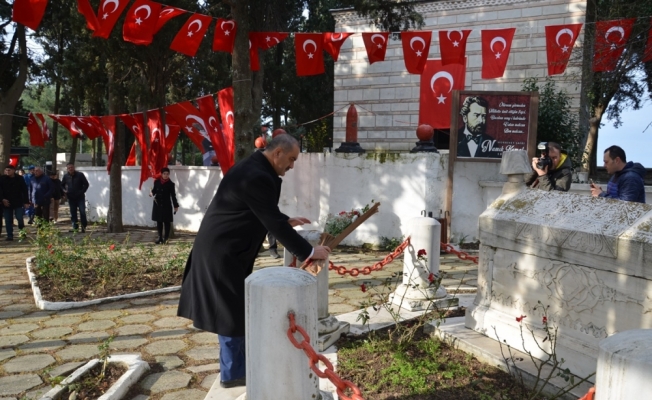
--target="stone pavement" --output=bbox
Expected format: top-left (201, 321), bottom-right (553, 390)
top-left (0, 207), bottom-right (477, 399)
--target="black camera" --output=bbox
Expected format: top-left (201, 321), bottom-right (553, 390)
top-left (536, 142), bottom-right (553, 170)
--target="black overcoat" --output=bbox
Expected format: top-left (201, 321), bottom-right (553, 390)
top-left (151, 179), bottom-right (179, 223)
top-left (177, 151), bottom-right (313, 337)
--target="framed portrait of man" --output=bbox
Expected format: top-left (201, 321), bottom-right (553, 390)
top-left (449, 91), bottom-right (539, 162)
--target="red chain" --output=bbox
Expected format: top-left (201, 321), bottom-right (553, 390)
top-left (287, 313), bottom-right (364, 400)
top-left (327, 237), bottom-right (411, 276)
top-left (440, 243), bottom-right (479, 264)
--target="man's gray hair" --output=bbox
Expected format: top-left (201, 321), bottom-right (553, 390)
top-left (265, 133), bottom-right (299, 152)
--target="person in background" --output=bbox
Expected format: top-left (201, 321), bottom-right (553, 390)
top-left (61, 163), bottom-right (89, 233)
top-left (149, 167), bottom-right (179, 244)
top-left (49, 171), bottom-right (63, 223)
top-left (591, 145), bottom-right (646, 203)
top-left (0, 165), bottom-right (29, 241)
top-left (24, 165), bottom-right (35, 224)
top-left (29, 167), bottom-right (53, 223)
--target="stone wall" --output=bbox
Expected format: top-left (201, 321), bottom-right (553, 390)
top-left (331, 0), bottom-right (586, 150)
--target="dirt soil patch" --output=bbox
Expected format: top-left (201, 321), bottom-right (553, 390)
top-left (58, 363), bottom-right (128, 400)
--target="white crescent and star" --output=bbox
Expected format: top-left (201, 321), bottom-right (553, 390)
top-left (447, 29), bottom-right (463, 47)
top-left (303, 39), bottom-right (317, 58)
top-left (103, 0), bottom-right (119, 13)
top-left (132, 125), bottom-right (140, 133)
top-left (431, 71), bottom-right (455, 104)
top-left (410, 36), bottom-right (426, 57)
top-left (556, 28), bottom-right (574, 53)
top-left (208, 116), bottom-right (218, 132)
top-left (490, 36), bottom-right (507, 59)
top-left (187, 19), bottom-right (202, 37)
top-left (225, 111), bottom-right (234, 128)
top-left (221, 20), bottom-right (234, 36)
top-left (330, 33), bottom-right (344, 41)
top-left (605, 26), bottom-right (625, 49)
top-left (160, 8), bottom-right (175, 16)
top-left (186, 115), bottom-right (208, 134)
top-left (371, 33), bottom-right (385, 49)
top-left (134, 5), bottom-right (151, 25)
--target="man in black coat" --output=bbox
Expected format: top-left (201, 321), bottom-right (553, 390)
top-left (1, 165), bottom-right (29, 241)
top-left (456, 96), bottom-right (500, 158)
top-left (61, 163), bottom-right (89, 232)
top-left (177, 134), bottom-right (331, 388)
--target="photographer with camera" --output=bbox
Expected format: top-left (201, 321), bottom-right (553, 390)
top-left (525, 142), bottom-right (572, 192)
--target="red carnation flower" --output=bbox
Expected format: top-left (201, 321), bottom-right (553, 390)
top-left (360, 284), bottom-right (367, 293)
top-left (428, 273), bottom-right (435, 283)
top-left (49, 250), bottom-right (54, 255)
top-left (516, 315), bottom-right (526, 323)
top-left (47, 244), bottom-right (53, 250)
top-left (542, 316), bottom-right (548, 324)
top-left (353, 211), bottom-right (360, 216)
top-left (109, 244), bottom-right (116, 251)
top-left (417, 249), bottom-right (427, 257)
top-left (339, 211), bottom-right (347, 216)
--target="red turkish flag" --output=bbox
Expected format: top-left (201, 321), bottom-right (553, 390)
top-left (323, 32), bottom-right (353, 62)
top-left (249, 32), bottom-right (288, 70)
top-left (163, 115), bottom-right (181, 154)
top-left (419, 59), bottom-right (466, 129)
top-left (123, 0), bottom-right (162, 45)
top-left (120, 113), bottom-right (150, 189)
top-left (35, 113), bottom-right (51, 142)
top-left (362, 32), bottom-right (389, 64)
top-left (295, 33), bottom-right (325, 76)
top-left (153, 6), bottom-right (185, 34)
top-left (644, 19), bottom-right (652, 63)
top-left (93, 0), bottom-right (130, 39)
top-left (49, 115), bottom-right (83, 138)
top-left (481, 28), bottom-right (515, 79)
top-left (439, 29), bottom-right (471, 65)
top-left (593, 19), bottom-right (636, 72)
top-left (164, 102), bottom-right (207, 153)
top-left (27, 113), bottom-right (45, 147)
top-left (12, 0), bottom-right (48, 30)
top-left (217, 87), bottom-right (235, 161)
top-left (74, 116), bottom-right (104, 140)
top-left (77, 0), bottom-right (99, 31)
top-left (125, 143), bottom-right (137, 166)
top-left (101, 116), bottom-right (115, 174)
top-left (147, 110), bottom-right (167, 177)
top-left (401, 31), bottom-right (432, 74)
top-left (213, 18), bottom-right (237, 53)
top-left (545, 24), bottom-right (583, 76)
top-left (170, 14), bottom-right (213, 57)
top-left (196, 95), bottom-right (233, 174)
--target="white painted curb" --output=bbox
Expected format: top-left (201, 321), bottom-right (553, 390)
top-left (26, 257), bottom-right (180, 310)
top-left (40, 354), bottom-right (149, 400)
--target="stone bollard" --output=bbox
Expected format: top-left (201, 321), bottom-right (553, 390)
top-left (245, 267), bottom-right (322, 400)
top-left (390, 217), bottom-right (455, 311)
top-left (283, 230), bottom-right (350, 351)
top-left (595, 329), bottom-right (652, 400)
top-left (499, 150), bottom-right (532, 195)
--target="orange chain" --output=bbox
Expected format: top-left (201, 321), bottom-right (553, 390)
top-left (286, 313), bottom-right (365, 400)
top-left (327, 237), bottom-right (411, 276)
top-left (440, 243), bottom-right (479, 264)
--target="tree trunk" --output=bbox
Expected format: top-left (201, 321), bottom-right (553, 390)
top-left (582, 105), bottom-right (604, 176)
top-left (107, 62), bottom-right (124, 233)
top-left (91, 139), bottom-right (97, 166)
top-left (231, 1), bottom-right (257, 161)
top-left (70, 136), bottom-right (78, 164)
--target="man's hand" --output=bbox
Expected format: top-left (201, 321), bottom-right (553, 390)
top-left (590, 182), bottom-right (603, 197)
top-left (288, 217), bottom-right (311, 227)
top-left (531, 158), bottom-right (548, 176)
top-left (174, 207), bottom-right (179, 213)
top-left (311, 246), bottom-right (331, 260)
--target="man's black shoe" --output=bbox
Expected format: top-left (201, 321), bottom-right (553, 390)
top-left (269, 248), bottom-right (280, 259)
top-left (27, 219), bottom-right (33, 225)
top-left (81, 227), bottom-right (86, 233)
top-left (155, 238), bottom-right (164, 244)
top-left (219, 377), bottom-right (246, 388)
top-left (5, 237), bottom-right (13, 241)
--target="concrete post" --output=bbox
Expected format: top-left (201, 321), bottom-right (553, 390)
top-left (499, 150), bottom-right (532, 195)
top-left (595, 329), bottom-right (652, 400)
top-left (390, 217), bottom-right (450, 311)
top-left (245, 267), bottom-right (319, 400)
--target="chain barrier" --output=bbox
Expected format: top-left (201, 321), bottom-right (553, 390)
top-left (327, 237), bottom-right (411, 276)
top-left (286, 313), bottom-right (364, 400)
top-left (440, 242), bottom-right (479, 264)
top-left (578, 387), bottom-right (595, 400)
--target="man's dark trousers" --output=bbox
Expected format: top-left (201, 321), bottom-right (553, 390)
top-left (68, 197), bottom-right (87, 230)
top-left (3, 208), bottom-right (25, 239)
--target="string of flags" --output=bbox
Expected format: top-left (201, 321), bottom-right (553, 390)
top-left (11, 0), bottom-right (652, 77)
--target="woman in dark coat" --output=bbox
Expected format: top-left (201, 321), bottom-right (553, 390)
top-left (149, 168), bottom-right (179, 244)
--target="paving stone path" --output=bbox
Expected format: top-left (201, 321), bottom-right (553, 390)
top-left (0, 206), bottom-right (477, 399)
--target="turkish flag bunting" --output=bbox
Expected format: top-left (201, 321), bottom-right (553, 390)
top-left (27, 113), bottom-right (45, 147)
top-left (75, 116), bottom-right (104, 140)
top-left (93, 0), bottom-right (130, 39)
top-left (419, 59), bottom-right (466, 129)
top-left (125, 143), bottom-right (137, 166)
top-left (644, 19), bottom-right (652, 63)
top-left (197, 95), bottom-right (234, 174)
top-left (439, 30), bottom-right (471, 65)
top-left (213, 18), bottom-right (237, 53)
top-left (362, 32), bottom-right (389, 64)
top-left (401, 31), bottom-right (432, 74)
top-left (154, 6), bottom-right (185, 34)
top-left (120, 113), bottom-right (150, 189)
top-left (49, 115), bottom-right (83, 138)
top-left (593, 18), bottom-right (636, 72)
top-left (545, 23), bottom-right (583, 76)
top-left (123, 0), bottom-right (162, 45)
top-left (169, 13), bottom-right (213, 57)
top-left (77, 0), bottom-right (100, 31)
top-left (163, 115), bottom-right (181, 154)
top-left (9, 155), bottom-right (20, 168)
top-left (323, 32), bottom-right (353, 62)
top-left (101, 116), bottom-right (115, 174)
top-left (12, 0), bottom-right (48, 30)
top-left (217, 87), bottom-right (235, 161)
top-left (35, 113), bottom-right (51, 142)
top-left (249, 32), bottom-right (288, 70)
top-left (147, 110), bottom-right (167, 177)
top-left (481, 28), bottom-right (516, 79)
top-left (295, 33), bottom-right (325, 76)
top-left (164, 102), bottom-right (207, 153)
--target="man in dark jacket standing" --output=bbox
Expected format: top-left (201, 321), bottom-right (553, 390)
top-left (29, 167), bottom-right (53, 222)
top-left (526, 142), bottom-right (572, 191)
top-left (61, 163), bottom-right (89, 232)
top-left (177, 134), bottom-right (331, 388)
top-left (591, 145), bottom-right (646, 203)
top-left (1, 165), bottom-right (29, 241)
